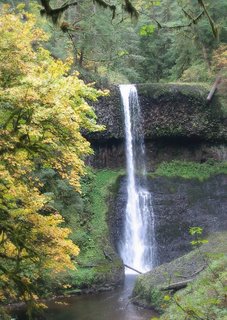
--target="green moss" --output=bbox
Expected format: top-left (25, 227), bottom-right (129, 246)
top-left (137, 83), bottom-right (210, 100)
top-left (133, 232), bottom-right (227, 316)
top-left (154, 124), bottom-right (184, 137)
top-left (69, 267), bottom-right (97, 289)
top-left (160, 255), bottom-right (227, 320)
top-left (90, 170), bottom-right (124, 234)
top-left (67, 168), bottom-right (124, 289)
top-left (153, 160), bottom-right (227, 181)
top-left (38, 167), bottom-right (124, 291)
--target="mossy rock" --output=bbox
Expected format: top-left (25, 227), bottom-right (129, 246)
top-left (137, 83), bottom-right (210, 100)
top-left (132, 232), bottom-right (227, 312)
top-left (89, 83), bottom-right (227, 143)
top-left (152, 160), bottom-right (227, 181)
top-left (68, 169), bottom-right (124, 291)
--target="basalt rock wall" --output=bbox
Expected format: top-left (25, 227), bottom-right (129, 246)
top-left (88, 84), bottom-right (227, 168)
top-left (137, 84), bottom-right (226, 141)
top-left (110, 174), bottom-right (227, 266)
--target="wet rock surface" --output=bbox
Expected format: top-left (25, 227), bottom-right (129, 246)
top-left (110, 174), bottom-right (227, 266)
top-left (89, 88), bottom-right (124, 140)
top-left (87, 83), bottom-right (227, 169)
top-left (150, 174), bottom-right (227, 264)
top-left (137, 84), bottom-right (226, 141)
top-left (88, 84), bottom-right (227, 142)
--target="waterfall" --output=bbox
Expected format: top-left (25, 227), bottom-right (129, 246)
top-left (119, 84), bottom-right (155, 273)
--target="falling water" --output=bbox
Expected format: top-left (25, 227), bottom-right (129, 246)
top-left (119, 84), bottom-right (155, 273)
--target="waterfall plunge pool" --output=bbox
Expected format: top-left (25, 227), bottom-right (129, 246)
top-left (14, 274), bottom-right (158, 320)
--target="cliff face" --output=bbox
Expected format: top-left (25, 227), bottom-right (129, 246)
top-left (90, 84), bottom-right (227, 141)
top-left (86, 85), bottom-right (227, 303)
top-left (88, 84), bottom-right (227, 168)
top-left (83, 84), bottom-right (227, 295)
top-left (88, 88), bottom-right (123, 140)
top-left (110, 174), bottom-right (227, 266)
top-left (137, 84), bottom-right (226, 141)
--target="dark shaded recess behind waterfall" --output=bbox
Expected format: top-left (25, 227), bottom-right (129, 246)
top-left (89, 139), bottom-right (227, 169)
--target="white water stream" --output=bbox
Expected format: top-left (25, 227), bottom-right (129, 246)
top-left (119, 84), bottom-right (155, 273)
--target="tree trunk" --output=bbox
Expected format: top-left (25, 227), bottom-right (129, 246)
top-left (79, 48), bottom-right (84, 67)
top-left (160, 279), bottom-right (193, 291)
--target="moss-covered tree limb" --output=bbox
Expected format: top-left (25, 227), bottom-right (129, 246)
top-left (40, 0), bottom-right (78, 24)
top-left (39, 0), bottom-right (138, 25)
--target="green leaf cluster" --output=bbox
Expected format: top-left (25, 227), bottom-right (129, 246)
top-left (139, 25), bottom-right (155, 36)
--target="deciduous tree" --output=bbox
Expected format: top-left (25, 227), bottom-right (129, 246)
top-left (0, 6), bottom-right (104, 317)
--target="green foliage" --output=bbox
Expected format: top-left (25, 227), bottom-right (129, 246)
top-left (160, 255), bottom-right (227, 320)
top-left (139, 24), bottom-right (155, 36)
top-left (3, 0), bottom-right (227, 84)
top-left (152, 229), bottom-right (227, 320)
top-left (180, 63), bottom-right (213, 82)
top-left (68, 267), bottom-right (97, 289)
top-left (90, 170), bottom-right (123, 236)
top-left (0, 7), bottom-right (105, 317)
top-left (189, 227), bottom-right (204, 236)
top-left (77, 169), bottom-right (123, 262)
top-left (154, 160), bottom-right (227, 181)
top-left (134, 232), bottom-right (227, 317)
top-left (163, 295), bottom-right (171, 302)
top-left (59, 169), bottom-right (124, 289)
top-left (189, 227), bottom-right (209, 247)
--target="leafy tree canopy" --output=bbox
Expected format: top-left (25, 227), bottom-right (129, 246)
top-left (34, 0), bottom-right (227, 84)
top-left (0, 6), bottom-right (105, 317)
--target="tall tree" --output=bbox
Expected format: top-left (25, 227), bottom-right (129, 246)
top-left (0, 6), bottom-right (104, 318)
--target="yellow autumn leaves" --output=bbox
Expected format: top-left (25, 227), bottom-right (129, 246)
top-left (0, 6), bottom-right (105, 314)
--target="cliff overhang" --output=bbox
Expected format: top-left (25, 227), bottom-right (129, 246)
top-left (88, 83), bottom-right (227, 143)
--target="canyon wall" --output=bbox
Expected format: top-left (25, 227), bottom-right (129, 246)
top-left (88, 84), bottom-right (227, 168)
top-left (109, 174), bottom-right (227, 266)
